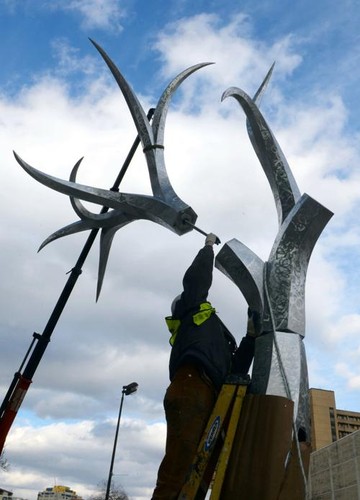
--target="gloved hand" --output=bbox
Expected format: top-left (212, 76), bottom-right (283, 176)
top-left (246, 308), bottom-right (262, 337)
top-left (205, 233), bottom-right (218, 246)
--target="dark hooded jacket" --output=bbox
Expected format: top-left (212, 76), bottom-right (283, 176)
top-left (169, 245), bottom-right (237, 390)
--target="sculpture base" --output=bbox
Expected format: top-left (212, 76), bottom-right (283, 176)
top-left (219, 393), bottom-right (311, 499)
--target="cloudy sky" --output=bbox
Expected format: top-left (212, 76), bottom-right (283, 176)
top-left (0, 0), bottom-right (360, 498)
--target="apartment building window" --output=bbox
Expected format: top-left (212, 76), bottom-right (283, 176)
top-left (329, 407), bottom-right (337, 442)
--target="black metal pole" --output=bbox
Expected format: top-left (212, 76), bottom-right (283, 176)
top-left (104, 382), bottom-right (138, 500)
top-left (0, 110), bottom-right (154, 453)
top-left (23, 106), bottom-right (155, 382)
top-left (105, 390), bottom-right (125, 500)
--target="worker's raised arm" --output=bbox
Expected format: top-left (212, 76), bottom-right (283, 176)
top-left (173, 233), bottom-right (219, 317)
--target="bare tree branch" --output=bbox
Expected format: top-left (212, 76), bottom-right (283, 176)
top-left (87, 480), bottom-right (128, 500)
top-left (0, 450), bottom-right (9, 471)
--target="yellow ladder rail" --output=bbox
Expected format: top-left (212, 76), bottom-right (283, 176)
top-left (210, 383), bottom-right (247, 499)
top-left (178, 374), bottom-right (249, 500)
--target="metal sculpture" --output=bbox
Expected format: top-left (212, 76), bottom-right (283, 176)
top-left (215, 84), bottom-right (333, 442)
top-left (8, 38), bottom-right (333, 493)
top-left (0, 40), bottom-right (213, 455)
top-left (14, 39), bottom-right (212, 299)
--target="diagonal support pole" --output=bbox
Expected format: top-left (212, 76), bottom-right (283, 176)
top-left (0, 108), bottom-right (154, 454)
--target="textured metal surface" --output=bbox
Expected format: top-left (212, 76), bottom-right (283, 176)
top-left (264, 193), bottom-right (333, 334)
top-left (222, 85), bottom-right (301, 225)
top-left (215, 82), bottom-right (333, 440)
top-left (14, 41), bottom-right (212, 298)
top-left (250, 332), bottom-right (311, 439)
top-left (215, 238), bottom-right (264, 315)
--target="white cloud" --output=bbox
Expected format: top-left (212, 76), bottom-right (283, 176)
top-left (2, 418), bottom-right (165, 500)
top-left (336, 362), bottom-right (360, 391)
top-left (327, 314), bottom-right (360, 343)
top-left (49, 39), bottom-right (101, 79)
top-left (153, 13), bottom-right (302, 96)
top-left (51, 0), bottom-right (126, 32)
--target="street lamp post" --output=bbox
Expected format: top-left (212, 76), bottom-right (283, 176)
top-left (105, 382), bottom-right (138, 500)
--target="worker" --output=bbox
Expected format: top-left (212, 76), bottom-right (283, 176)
top-left (151, 233), bottom-right (238, 500)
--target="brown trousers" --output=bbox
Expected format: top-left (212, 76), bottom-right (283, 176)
top-left (152, 364), bottom-right (216, 500)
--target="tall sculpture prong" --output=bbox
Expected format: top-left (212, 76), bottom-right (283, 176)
top-left (222, 86), bottom-right (301, 224)
top-left (14, 41), bottom-right (213, 299)
top-left (216, 80), bottom-right (333, 441)
top-left (90, 38), bottom-right (213, 202)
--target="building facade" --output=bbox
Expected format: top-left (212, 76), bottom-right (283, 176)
top-left (37, 486), bottom-right (82, 500)
top-left (0, 489), bottom-right (13, 500)
top-left (308, 428), bottom-right (360, 498)
top-left (0, 489), bottom-right (27, 500)
top-left (310, 388), bottom-right (360, 451)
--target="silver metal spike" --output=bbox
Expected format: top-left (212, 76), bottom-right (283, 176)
top-left (14, 41), bottom-right (212, 298)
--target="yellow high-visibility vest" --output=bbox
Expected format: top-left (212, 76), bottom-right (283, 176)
top-left (165, 302), bottom-right (216, 346)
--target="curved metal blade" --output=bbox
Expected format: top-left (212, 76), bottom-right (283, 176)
top-left (252, 62), bottom-right (275, 104)
top-left (221, 87), bottom-right (301, 225)
top-left (96, 224), bottom-right (129, 301)
top-left (152, 62), bottom-right (214, 145)
top-left (89, 38), bottom-right (153, 151)
top-left (215, 238), bottom-right (265, 315)
top-left (81, 42), bottom-right (203, 213)
top-left (14, 151), bottom-right (122, 210)
top-left (68, 157), bottom-right (128, 224)
top-left (69, 157), bottom-right (92, 221)
top-left (38, 220), bottom-right (94, 251)
top-left (145, 63), bottom-right (213, 200)
top-left (266, 193), bottom-right (333, 335)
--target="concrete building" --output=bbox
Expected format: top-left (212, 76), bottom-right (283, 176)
top-left (0, 489), bottom-right (13, 500)
top-left (37, 486), bottom-right (82, 500)
top-left (308, 428), bottom-right (360, 499)
top-left (310, 388), bottom-right (360, 451)
top-left (0, 489), bottom-right (27, 500)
